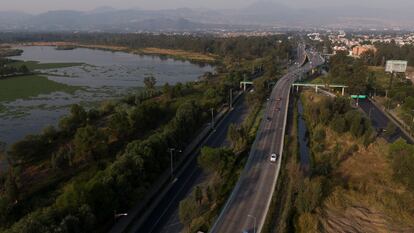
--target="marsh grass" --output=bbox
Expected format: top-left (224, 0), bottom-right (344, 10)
top-left (0, 75), bottom-right (79, 102)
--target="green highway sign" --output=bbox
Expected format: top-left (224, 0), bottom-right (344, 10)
top-left (351, 95), bottom-right (367, 99)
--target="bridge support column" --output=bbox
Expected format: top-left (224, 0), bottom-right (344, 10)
top-left (315, 86), bottom-right (318, 93)
top-left (296, 85), bottom-right (299, 92)
top-left (342, 87), bottom-right (345, 96)
top-left (244, 83), bottom-right (247, 91)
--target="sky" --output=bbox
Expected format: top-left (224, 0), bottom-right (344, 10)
top-left (1, 0), bottom-right (414, 14)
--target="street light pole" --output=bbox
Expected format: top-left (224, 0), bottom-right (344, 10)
top-left (211, 108), bottom-right (215, 129)
top-left (230, 88), bottom-right (233, 109)
top-left (248, 215), bottom-right (257, 233)
top-left (168, 148), bottom-right (182, 181)
top-left (169, 148), bottom-right (175, 179)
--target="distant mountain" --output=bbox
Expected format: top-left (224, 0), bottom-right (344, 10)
top-left (89, 6), bottom-right (117, 14)
top-left (0, 2), bottom-right (413, 32)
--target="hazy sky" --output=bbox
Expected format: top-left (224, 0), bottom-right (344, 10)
top-left (2, 0), bottom-right (414, 13)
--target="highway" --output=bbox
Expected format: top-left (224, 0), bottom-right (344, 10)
top-left (358, 98), bottom-right (414, 144)
top-left (210, 49), bottom-right (323, 233)
top-left (130, 95), bottom-right (251, 233)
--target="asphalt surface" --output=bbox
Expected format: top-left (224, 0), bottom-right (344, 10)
top-left (210, 48), bottom-right (323, 233)
top-left (210, 72), bottom-right (294, 233)
top-left (358, 98), bottom-right (414, 144)
top-left (132, 95), bottom-right (250, 233)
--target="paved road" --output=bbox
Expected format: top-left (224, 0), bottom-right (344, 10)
top-left (209, 72), bottom-right (295, 233)
top-left (132, 95), bottom-right (250, 233)
top-left (210, 48), bottom-right (323, 233)
top-left (358, 98), bottom-right (414, 144)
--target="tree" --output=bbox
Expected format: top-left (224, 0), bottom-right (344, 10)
top-left (313, 126), bottom-right (326, 143)
top-left (162, 83), bottom-right (173, 100)
top-left (389, 139), bottom-right (414, 191)
top-left (296, 212), bottom-right (319, 233)
top-left (109, 111), bottom-right (131, 140)
top-left (144, 75), bottom-right (157, 92)
top-left (205, 186), bottom-right (213, 204)
top-left (19, 65), bottom-right (30, 74)
top-left (59, 215), bottom-right (81, 233)
top-left (73, 125), bottom-right (107, 161)
top-left (331, 117), bottom-right (346, 133)
top-left (9, 135), bottom-right (47, 163)
top-left (195, 186), bottom-right (203, 205)
top-left (384, 121), bottom-right (397, 138)
top-left (179, 196), bottom-right (198, 228)
top-left (296, 177), bottom-right (323, 214)
top-left (227, 124), bottom-right (249, 152)
top-left (51, 145), bottom-right (74, 169)
top-left (59, 104), bottom-right (88, 132)
top-left (5, 172), bottom-right (19, 202)
top-left (198, 147), bottom-right (222, 173)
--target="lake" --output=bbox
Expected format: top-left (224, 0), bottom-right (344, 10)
top-left (0, 46), bottom-right (214, 147)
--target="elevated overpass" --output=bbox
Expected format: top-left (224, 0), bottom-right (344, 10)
top-left (292, 83), bottom-right (348, 96)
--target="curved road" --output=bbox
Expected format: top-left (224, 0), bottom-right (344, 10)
top-left (210, 50), bottom-right (323, 233)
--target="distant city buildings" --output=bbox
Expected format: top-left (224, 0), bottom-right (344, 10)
top-left (351, 45), bottom-right (377, 57)
top-left (311, 31), bottom-right (414, 57)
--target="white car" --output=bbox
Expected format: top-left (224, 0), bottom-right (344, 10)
top-left (270, 153), bottom-right (278, 163)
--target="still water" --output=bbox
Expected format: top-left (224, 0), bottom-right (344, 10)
top-left (1, 46), bottom-right (214, 146)
top-left (297, 99), bottom-right (311, 174)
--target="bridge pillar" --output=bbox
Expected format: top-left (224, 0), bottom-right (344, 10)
top-left (296, 85), bottom-right (299, 92)
top-left (315, 86), bottom-right (318, 93)
top-left (243, 83), bottom-right (247, 91)
top-left (342, 87), bottom-right (345, 96)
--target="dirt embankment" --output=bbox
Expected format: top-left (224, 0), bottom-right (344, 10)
top-left (319, 140), bottom-right (414, 233)
top-left (321, 205), bottom-right (413, 233)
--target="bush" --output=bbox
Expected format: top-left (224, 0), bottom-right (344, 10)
top-left (389, 139), bottom-right (414, 191)
top-left (296, 177), bottom-right (324, 214)
top-left (73, 125), bottom-right (108, 161)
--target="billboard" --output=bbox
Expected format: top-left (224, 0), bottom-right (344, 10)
top-left (386, 60), bottom-right (408, 73)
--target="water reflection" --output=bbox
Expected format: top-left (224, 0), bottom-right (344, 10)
top-left (1, 46), bottom-right (214, 146)
top-left (297, 99), bottom-right (311, 175)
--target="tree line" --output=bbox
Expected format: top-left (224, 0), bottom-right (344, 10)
top-left (0, 33), bottom-right (294, 62)
top-left (0, 33), bottom-right (293, 232)
top-left (0, 58), bottom-right (30, 77)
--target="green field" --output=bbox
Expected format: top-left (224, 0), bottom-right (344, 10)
top-left (10, 60), bottom-right (84, 70)
top-left (0, 75), bottom-right (79, 102)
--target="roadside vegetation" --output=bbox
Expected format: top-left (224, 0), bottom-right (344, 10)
top-left (0, 34), bottom-right (293, 232)
top-left (281, 91), bottom-right (414, 233)
top-left (316, 51), bottom-right (414, 134)
top-left (178, 75), bottom-right (269, 232)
